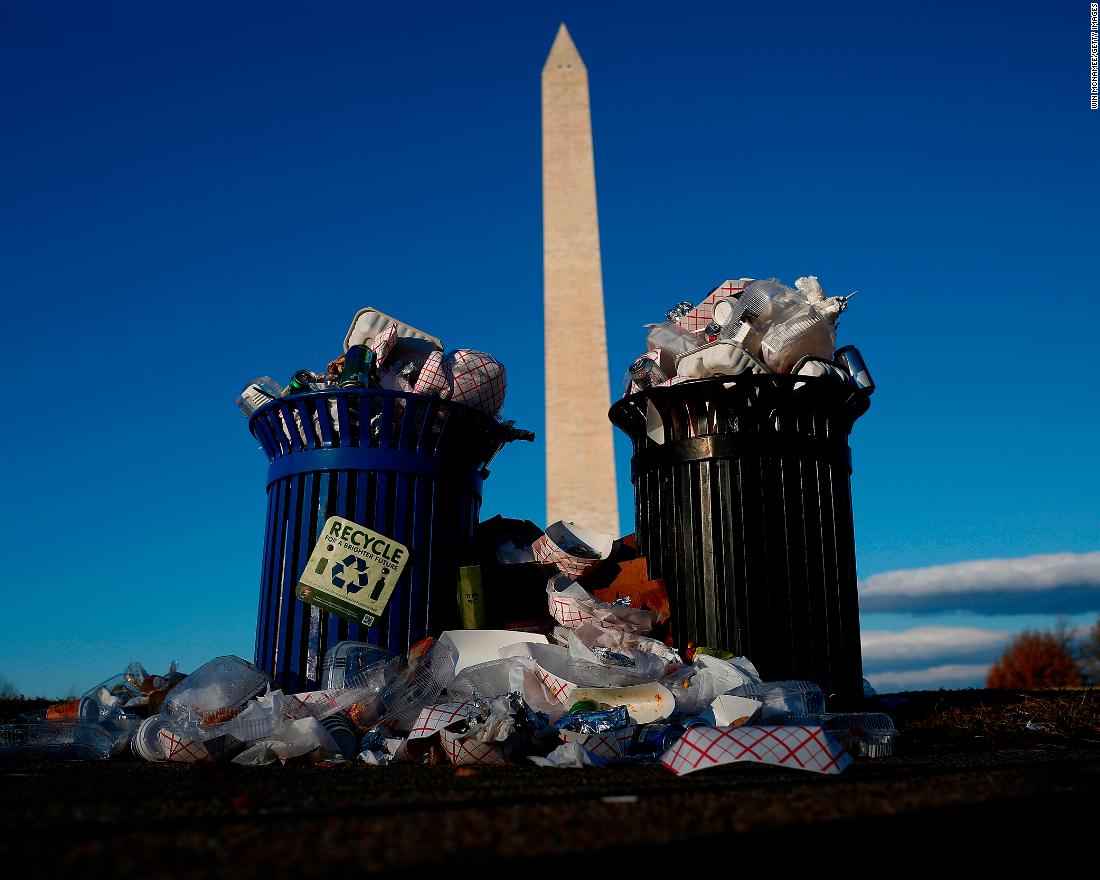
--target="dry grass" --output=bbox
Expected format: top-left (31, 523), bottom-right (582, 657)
top-left (895, 688), bottom-right (1100, 747)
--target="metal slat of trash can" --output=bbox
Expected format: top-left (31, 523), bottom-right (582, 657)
top-left (609, 375), bottom-right (870, 703)
top-left (249, 389), bottom-right (515, 694)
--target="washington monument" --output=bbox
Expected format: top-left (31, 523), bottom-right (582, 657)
top-left (542, 24), bottom-right (619, 537)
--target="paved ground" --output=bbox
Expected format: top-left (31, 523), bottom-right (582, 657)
top-left (2, 690), bottom-right (1097, 875)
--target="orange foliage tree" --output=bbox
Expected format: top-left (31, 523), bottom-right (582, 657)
top-left (986, 627), bottom-right (1084, 689)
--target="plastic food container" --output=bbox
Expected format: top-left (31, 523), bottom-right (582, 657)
top-left (321, 642), bottom-right (398, 690)
top-left (731, 680), bottom-right (827, 718)
top-left (760, 711), bottom-right (898, 757)
top-left (162, 656), bottom-right (270, 727)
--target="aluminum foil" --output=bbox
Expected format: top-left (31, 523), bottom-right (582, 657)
top-left (554, 704), bottom-right (630, 735)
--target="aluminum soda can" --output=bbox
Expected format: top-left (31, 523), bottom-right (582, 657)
top-left (286, 370), bottom-right (317, 395)
top-left (340, 345), bottom-right (378, 388)
top-left (834, 345), bottom-right (875, 394)
top-left (631, 723), bottom-right (685, 755)
top-left (628, 356), bottom-right (668, 390)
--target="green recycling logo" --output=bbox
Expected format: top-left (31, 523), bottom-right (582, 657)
top-left (329, 554), bottom-right (370, 594)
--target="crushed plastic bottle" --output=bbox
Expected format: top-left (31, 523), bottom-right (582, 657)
top-left (0, 723), bottom-right (117, 761)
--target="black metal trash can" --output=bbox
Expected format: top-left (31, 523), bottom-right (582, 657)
top-left (249, 388), bottom-right (526, 693)
top-left (609, 374), bottom-right (871, 703)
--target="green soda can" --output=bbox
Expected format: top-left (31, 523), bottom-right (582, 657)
top-left (340, 345), bottom-right (378, 388)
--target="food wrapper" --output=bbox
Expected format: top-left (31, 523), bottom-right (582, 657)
top-left (528, 643), bottom-right (647, 707)
top-left (532, 521), bottom-right (614, 579)
top-left (554, 704), bottom-right (630, 735)
top-left (675, 279), bottom-right (753, 332)
top-left (559, 725), bottom-right (636, 760)
top-left (528, 742), bottom-right (596, 768)
top-left (412, 349), bottom-right (450, 397)
top-left (546, 575), bottom-right (656, 635)
top-left (439, 727), bottom-right (514, 766)
top-left (661, 724), bottom-right (851, 776)
top-left (447, 350), bottom-right (506, 416)
top-left (410, 349), bottom-right (507, 416)
top-left (569, 682), bottom-right (675, 725)
top-left (158, 728), bottom-right (233, 763)
top-left (369, 323), bottom-right (399, 366)
top-left (407, 700), bottom-right (476, 740)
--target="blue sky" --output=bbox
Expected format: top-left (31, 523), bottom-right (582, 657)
top-left (1, 1), bottom-right (1097, 696)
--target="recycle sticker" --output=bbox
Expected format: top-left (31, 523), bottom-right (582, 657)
top-left (296, 517), bottom-right (410, 627)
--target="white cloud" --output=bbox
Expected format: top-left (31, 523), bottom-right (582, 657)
top-left (866, 662), bottom-right (992, 692)
top-left (859, 551), bottom-right (1100, 614)
top-left (861, 626), bottom-right (1011, 672)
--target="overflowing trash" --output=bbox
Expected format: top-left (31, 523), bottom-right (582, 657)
top-left (1, 521), bottom-right (896, 773)
top-left (0, 287), bottom-right (889, 776)
top-left (236, 306), bottom-right (519, 425)
top-left (622, 276), bottom-right (874, 396)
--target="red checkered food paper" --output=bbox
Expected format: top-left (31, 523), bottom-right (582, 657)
top-left (532, 535), bottom-right (605, 579)
top-left (283, 689), bottom-right (343, 720)
top-left (546, 578), bottom-right (657, 635)
top-left (559, 725), bottom-right (635, 760)
top-left (412, 349), bottom-right (451, 398)
top-left (369, 323), bottom-right (398, 366)
top-left (407, 700), bottom-right (475, 740)
top-left (438, 727), bottom-right (514, 766)
top-left (410, 349), bottom-right (507, 417)
top-left (662, 724), bottom-right (851, 776)
top-left (546, 584), bottom-right (598, 630)
top-left (447, 349), bottom-right (506, 416)
top-left (532, 660), bottom-right (579, 707)
top-left (159, 728), bottom-right (216, 763)
top-left (532, 521), bottom-right (614, 579)
top-left (676, 279), bottom-right (753, 333)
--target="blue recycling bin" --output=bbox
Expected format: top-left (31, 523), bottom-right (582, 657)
top-left (248, 388), bottom-right (528, 693)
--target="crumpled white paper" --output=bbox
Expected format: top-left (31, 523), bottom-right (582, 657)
top-left (358, 737), bottom-right (406, 766)
top-left (528, 742), bottom-right (595, 769)
top-left (463, 696), bottom-right (517, 744)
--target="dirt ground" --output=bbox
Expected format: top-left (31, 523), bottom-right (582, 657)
top-left (2, 689), bottom-right (1097, 876)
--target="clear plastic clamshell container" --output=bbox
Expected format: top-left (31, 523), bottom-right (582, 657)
top-left (162, 656), bottom-right (270, 727)
top-left (321, 642), bottom-right (398, 690)
top-left (374, 639), bottom-right (456, 733)
top-left (824, 712), bottom-right (897, 757)
top-left (448, 658), bottom-right (517, 702)
top-left (731, 680), bottom-right (826, 718)
top-left (0, 723), bottom-right (116, 761)
top-left (760, 711), bottom-right (898, 758)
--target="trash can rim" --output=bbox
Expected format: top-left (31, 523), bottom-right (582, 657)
top-left (608, 372), bottom-right (870, 420)
top-left (247, 385), bottom-right (519, 438)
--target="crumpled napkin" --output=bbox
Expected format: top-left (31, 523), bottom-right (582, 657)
top-left (528, 743), bottom-right (596, 769)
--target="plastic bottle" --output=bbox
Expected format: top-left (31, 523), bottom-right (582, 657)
top-left (236, 376), bottom-right (284, 417)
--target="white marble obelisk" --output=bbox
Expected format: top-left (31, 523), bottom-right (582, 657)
top-left (542, 24), bottom-right (619, 536)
